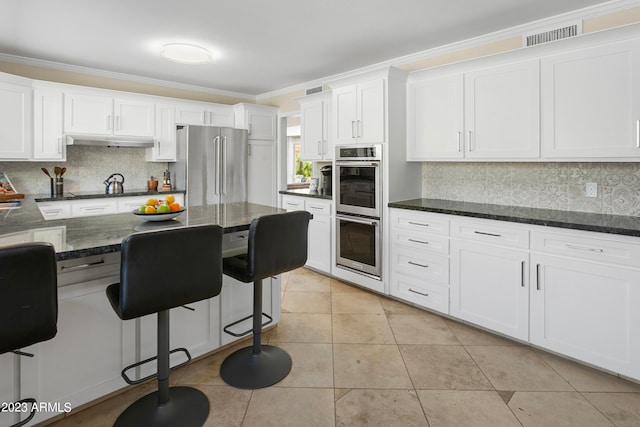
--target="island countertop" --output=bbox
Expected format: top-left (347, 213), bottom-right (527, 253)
top-left (1, 197), bottom-right (285, 260)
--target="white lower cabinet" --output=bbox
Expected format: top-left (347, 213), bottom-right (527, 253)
top-left (281, 195), bottom-right (333, 274)
top-left (389, 209), bottom-right (450, 314)
top-left (530, 230), bottom-right (640, 380)
top-left (0, 353), bottom-right (17, 426)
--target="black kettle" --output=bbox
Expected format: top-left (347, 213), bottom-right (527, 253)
top-left (104, 173), bottom-right (125, 194)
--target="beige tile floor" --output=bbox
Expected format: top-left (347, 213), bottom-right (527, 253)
top-left (44, 267), bottom-right (640, 426)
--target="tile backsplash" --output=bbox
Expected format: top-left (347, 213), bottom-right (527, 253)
top-left (422, 162), bottom-right (640, 216)
top-left (1, 146), bottom-right (168, 195)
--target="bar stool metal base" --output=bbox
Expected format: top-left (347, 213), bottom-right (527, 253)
top-left (113, 386), bottom-right (209, 427)
top-left (220, 345), bottom-right (292, 390)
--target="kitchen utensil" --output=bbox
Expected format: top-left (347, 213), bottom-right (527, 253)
top-left (41, 168), bottom-right (51, 178)
top-left (103, 173), bottom-right (125, 194)
top-left (54, 166), bottom-right (61, 178)
top-left (60, 167), bottom-right (67, 177)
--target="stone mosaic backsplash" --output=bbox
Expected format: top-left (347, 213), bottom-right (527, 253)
top-left (1, 146), bottom-right (168, 195)
top-left (422, 162), bottom-right (640, 216)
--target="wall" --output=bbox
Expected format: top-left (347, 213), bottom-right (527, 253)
top-left (422, 162), bottom-right (640, 216)
top-left (1, 146), bottom-right (167, 195)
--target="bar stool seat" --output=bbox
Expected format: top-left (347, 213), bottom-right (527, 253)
top-left (220, 211), bottom-right (311, 389)
top-left (0, 242), bottom-right (58, 427)
top-left (106, 225), bottom-right (223, 427)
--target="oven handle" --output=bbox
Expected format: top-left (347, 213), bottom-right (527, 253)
top-left (337, 215), bottom-right (379, 226)
top-left (335, 161), bottom-right (380, 167)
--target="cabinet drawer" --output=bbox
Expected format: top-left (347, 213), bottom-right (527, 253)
top-left (451, 219), bottom-right (529, 249)
top-left (390, 209), bottom-right (449, 236)
top-left (391, 228), bottom-right (449, 255)
top-left (38, 203), bottom-right (71, 220)
top-left (71, 200), bottom-right (118, 217)
top-left (390, 272), bottom-right (449, 314)
top-left (282, 195), bottom-right (304, 211)
top-left (532, 230), bottom-right (640, 268)
top-left (391, 245), bottom-right (449, 284)
top-left (305, 199), bottom-right (331, 216)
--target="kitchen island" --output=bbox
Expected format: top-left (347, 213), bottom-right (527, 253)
top-left (0, 198), bottom-right (286, 426)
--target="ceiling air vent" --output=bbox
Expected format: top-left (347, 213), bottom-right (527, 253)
top-left (305, 86), bottom-right (323, 95)
top-left (524, 22), bottom-right (581, 47)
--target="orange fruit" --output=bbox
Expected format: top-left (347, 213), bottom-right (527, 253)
top-left (165, 195), bottom-right (176, 204)
top-left (144, 205), bottom-right (157, 214)
top-left (146, 198), bottom-right (158, 206)
top-left (169, 202), bottom-right (181, 212)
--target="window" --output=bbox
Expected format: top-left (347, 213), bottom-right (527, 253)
top-left (286, 125), bottom-right (312, 186)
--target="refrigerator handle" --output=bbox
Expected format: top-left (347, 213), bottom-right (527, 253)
top-left (221, 136), bottom-right (227, 195)
top-left (213, 136), bottom-right (220, 195)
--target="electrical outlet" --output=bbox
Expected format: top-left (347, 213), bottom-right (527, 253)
top-left (586, 182), bottom-right (598, 198)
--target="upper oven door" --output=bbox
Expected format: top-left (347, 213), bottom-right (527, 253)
top-left (336, 161), bottom-right (381, 217)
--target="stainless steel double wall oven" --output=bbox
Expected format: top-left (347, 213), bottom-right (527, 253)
top-left (335, 145), bottom-right (382, 278)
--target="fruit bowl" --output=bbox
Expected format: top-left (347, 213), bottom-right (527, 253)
top-left (133, 208), bottom-right (185, 222)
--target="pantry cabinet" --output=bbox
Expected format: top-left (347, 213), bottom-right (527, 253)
top-left (0, 79), bottom-right (32, 159)
top-left (299, 92), bottom-right (333, 161)
top-left (333, 79), bottom-right (385, 145)
top-left (541, 39), bottom-right (640, 159)
top-left (234, 103), bottom-right (278, 140)
top-left (450, 218), bottom-right (530, 341)
top-left (248, 140), bottom-right (277, 207)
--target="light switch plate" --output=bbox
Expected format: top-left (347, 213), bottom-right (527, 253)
top-left (586, 182), bottom-right (598, 198)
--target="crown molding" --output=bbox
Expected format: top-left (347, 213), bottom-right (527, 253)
top-left (0, 52), bottom-right (256, 101)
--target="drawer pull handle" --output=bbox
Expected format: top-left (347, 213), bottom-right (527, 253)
top-left (474, 231), bottom-right (501, 238)
top-left (60, 259), bottom-right (105, 271)
top-left (565, 244), bottom-right (604, 253)
top-left (408, 261), bottom-right (429, 268)
top-left (408, 221), bottom-right (429, 227)
top-left (309, 206), bottom-right (324, 210)
top-left (521, 261), bottom-right (525, 287)
top-left (409, 288), bottom-right (429, 297)
top-left (536, 264), bottom-right (541, 291)
top-left (408, 238), bottom-right (429, 245)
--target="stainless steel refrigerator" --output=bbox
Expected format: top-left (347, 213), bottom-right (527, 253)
top-left (170, 125), bottom-right (248, 206)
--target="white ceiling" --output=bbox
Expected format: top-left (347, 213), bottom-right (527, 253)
top-left (0, 0), bottom-right (616, 97)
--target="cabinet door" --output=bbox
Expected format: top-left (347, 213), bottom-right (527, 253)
top-left (114, 98), bottom-right (155, 137)
top-left (64, 93), bottom-right (112, 135)
top-left (0, 353), bottom-right (17, 427)
top-left (531, 254), bottom-right (640, 380)
top-left (247, 111), bottom-right (276, 140)
top-left (21, 280), bottom-right (126, 425)
top-left (33, 88), bottom-right (65, 160)
top-left (357, 79), bottom-right (385, 144)
top-left (451, 240), bottom-right (529, 340)
top-left (147, 103), bottom-right (176, 161)
top-left (0, 82), bottom-right (32, 159)
top-left (207, 104), bottom-right (235, 128)
top-left (220, 276), bottom-right (273, 346)
top-left (300, 100), bottom-right (324, 161)
top-left (175, 102), bottom-right (208, 125)
top-left (306, 200), bottom-right (332, 273)
top-left (541, 40), bottom-right (640, 159)
top-left (465, 59), bottom-right (540, 159)
top-left (333, 85), bottom-right (358, 145)
top-left (407, 74), bottom-right (464, 160)
top-left (247, 140), bottom-right (276, 207)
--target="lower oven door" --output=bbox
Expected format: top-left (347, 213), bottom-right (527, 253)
top-left (336, 214), bottom-right (381, 278)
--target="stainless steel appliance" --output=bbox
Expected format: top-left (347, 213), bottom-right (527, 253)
top-left (170, 125), bottom-right (248, 206)
top-left (335, 144), bottom-right (383, 278)
top-left (320, 165), bottom-right (332, 196)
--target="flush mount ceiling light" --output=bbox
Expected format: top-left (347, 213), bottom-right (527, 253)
top-left (160, 43), bottom-right (213, 64)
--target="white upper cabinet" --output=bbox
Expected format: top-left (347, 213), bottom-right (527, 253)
top-left (234, 103), bottom-right (277, 140)
top-left (146, 103), bottom-right (176, 162)
top-left (465, 59), bottom-right (540, 159)
top-left (541, 39), bottom-right (640, 160)
top-left (175, 101), bottom-right (234, 128)
top-left (33, 85), bottom-right (65, 160)
top-left (64, 92), bottom-right (154, 137)
top-left (0, 79), bottom-right (33, 159)
top-left (407, 60), bottom-right (540, 161)
top-left (407, 74), bottom-right (464, 159)
top-left (333, 79), bottom-right (385, 145)
top-left (299, 92), bottom-right (332, 161)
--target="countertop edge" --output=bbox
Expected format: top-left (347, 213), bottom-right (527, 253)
top-left (279, 189), bottom-right (332, 200)
top-left (388, 199), bottom-right (640, 238)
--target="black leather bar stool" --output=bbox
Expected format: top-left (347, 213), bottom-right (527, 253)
top-left (106, 225), bottom-right (223, 427)
top-left (0, 242), bottom-right (58, 427)
top-left (220, 211), bottom-right (311, 389)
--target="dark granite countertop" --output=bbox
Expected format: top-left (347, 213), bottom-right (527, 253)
top-left (388, 198), bottom-right (640, 237)
top-left (34, 189), bottom-right (186, 202)
top-left (279, 189), bottom-right (332, 200)
top-left (1, 197), bottom-right (285, 260)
